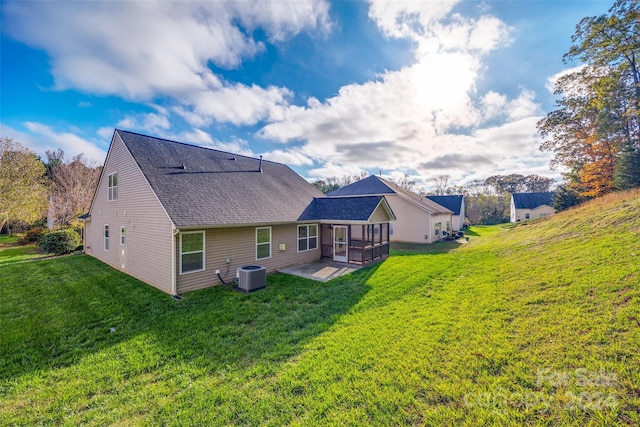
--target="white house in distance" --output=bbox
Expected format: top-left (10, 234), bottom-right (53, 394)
top-left (510, 192), bottom-right (556, 222)
top-left (425, 195), bottom-right (465, 231)
top-left (327, 176), bottom-right (453, 244)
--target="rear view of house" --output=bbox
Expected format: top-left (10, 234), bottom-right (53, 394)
top-left (327, 175), bottom-right (452, 244)
top-left (425, 195), bottom-right (465, 231)
top-left (510, 192), bottom-right (556, 222)
top-left (84, 130), bottom-right (395, 295)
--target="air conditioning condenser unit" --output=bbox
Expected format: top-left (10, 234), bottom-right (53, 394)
top-left (237, 265), bottom-right (266, 292)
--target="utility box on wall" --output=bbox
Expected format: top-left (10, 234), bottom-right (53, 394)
top-left (237, 265), bottom-right (266, 292)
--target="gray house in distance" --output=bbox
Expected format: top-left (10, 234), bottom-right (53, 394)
top-left (425, 195), bottom-right (465, 231)
top-left (84, 130), bottom-right (395, 295)
top-left (510, 192), bottom-right (556, 222)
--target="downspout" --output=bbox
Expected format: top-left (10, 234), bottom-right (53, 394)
top-left (171, 226), bottom-right (178, 296)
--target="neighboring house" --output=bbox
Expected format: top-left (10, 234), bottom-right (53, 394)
top-left (425, 195), bottom-right (465, 231)
top-left (327, 175), bottom-right (453, 244)
top-left (510, 192), bottom-right (556, 222)
top-left (84, 130), bottom-right (395, 295)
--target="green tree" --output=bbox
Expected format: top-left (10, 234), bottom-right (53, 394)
top-left (539, 0), bottom-right (640, 197)
top-left (613, 139), bottom-right (640, 189)
top-left (553, 184), bottom-right (588, 211)
top-left (0, 138), bottom-right (48, 233)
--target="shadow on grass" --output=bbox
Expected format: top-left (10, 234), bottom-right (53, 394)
top-left (0, 255), bottom-right (376, 380)
top-left (390, 240), bottom-right (464, 256)
top-left (463, 228), bottom-right (480, 236)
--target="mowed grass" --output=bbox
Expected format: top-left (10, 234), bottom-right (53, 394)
top-left (1, 190), bottom-right (639, 425)
top-left (0, 234), bottom-right (48, 265)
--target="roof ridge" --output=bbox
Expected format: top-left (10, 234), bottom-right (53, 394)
top-left (115, 129), bottom-right (282, 166)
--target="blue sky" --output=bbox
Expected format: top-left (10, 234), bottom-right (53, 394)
top-left (1, 0), bottom-right (610, 191)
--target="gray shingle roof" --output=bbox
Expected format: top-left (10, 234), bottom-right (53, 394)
top-left (326, 175), bottom-right (395, 196)
top-left (298, 196), bottom-right (393, 222)
top-left (425, 195), bottom-right (463, 215)
top-left (512, 192), bottom-right (555, 209)
top-left (328, 175), bottom-right (452, 214)
top-left (117, 130), bottom-right (325, 227)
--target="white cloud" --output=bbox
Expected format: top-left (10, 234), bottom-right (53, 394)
top-left (507, 89), bottom-right (542, 121)
top-left (262, 149), bottom-right (313, 166)
top-left (308, 162), bottom-right (366, 180)
top-left (14, 123), bottom-right (108, 163)
top-left (545, 65), bottom-right (586, 93)
top-left (367, 0), bottom-right (511, 56)
top-left (256, 2), bottom-right (546, 185)
top-left (174, 84), bottom-right (293, 127)
top-left (4, 0), bottom-right (330, 125)
top-left (117, 113), bottom-right (170, 134)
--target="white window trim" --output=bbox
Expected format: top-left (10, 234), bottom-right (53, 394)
top-left (108, 172), bottom-right (118, 201)
top-left (104, 224), bottom-right (109, 251)
top-left (179, 231), bottom-right (205, 275)
top-left (256, 227), bottom-right (272, 260)
top-left (120, 226), bottom-right (126, 245)
top-left (297, 224), bottom-right (318, 252)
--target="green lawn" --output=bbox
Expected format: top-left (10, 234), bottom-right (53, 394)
top-left (0, 234), bottom-right (49, 265)
top-left (1, 191), bottom-right (639, 425)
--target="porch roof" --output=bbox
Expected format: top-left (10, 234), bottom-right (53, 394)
top-left (298, 195), bottom-right (395, 223)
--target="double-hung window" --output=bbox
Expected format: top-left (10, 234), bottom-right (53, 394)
top-left (120, 226), bottom-right (126, 245)
top-left (104, 225), bottom-right (109, 251)
top-left (256, 227), bottom-right (271, 259)
top-left (180, 231), bottom-right (205, 274)
top-left (298, 224), bottom-right (318, 252)
top-left (108, 172), bottom-right (118, 201)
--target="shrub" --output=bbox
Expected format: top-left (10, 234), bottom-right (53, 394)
top-left (21, 227), bottom-right (47, 244)
top-left (39, 229), bottom-right (82, 255)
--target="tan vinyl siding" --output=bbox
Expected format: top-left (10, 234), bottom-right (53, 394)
top-left (85, 133), bottom-right (174, 294)
top-left (431, 212), bottom-right (453, 242)
top-left (384, 195), bottom-right (433, 243)
top-left (369, 204), bottom-right (391, 223)
top-left (176, 223), bottom-right (321, 293)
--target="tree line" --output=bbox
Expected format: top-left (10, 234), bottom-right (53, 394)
top-left (538, 0), bottom-right (640, 208)
top-left (0, 137), bottom-right (100, 235)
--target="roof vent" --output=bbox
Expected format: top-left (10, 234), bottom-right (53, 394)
top-left (259, 155), bottom-right (263, 173)
top-left (181, 163), bottom-right (186, 170)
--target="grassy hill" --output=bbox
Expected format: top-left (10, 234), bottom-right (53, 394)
top-left (1, 190), bottom-right (638, 425)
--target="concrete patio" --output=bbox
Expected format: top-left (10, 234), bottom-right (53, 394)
top-left (279, 260), bottom-right (362, 282)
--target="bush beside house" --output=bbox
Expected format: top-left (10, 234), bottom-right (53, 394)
top-left (39, 229), bottom-right (82, 255)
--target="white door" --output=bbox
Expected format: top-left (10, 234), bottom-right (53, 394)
top-left (333, 226), bottom-right (348, 262)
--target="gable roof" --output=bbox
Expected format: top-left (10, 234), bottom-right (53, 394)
top-left (328, 175), bottom-right (452, 214)
top-left (327, 175), bottom-right (395, 196)
top-left (115, 130), bottom-right (325, 227)
top-left (298, 196), bottom-right (395, 223)
top-left (425, 195), bottom-right (464, 215)
top-left (511, 192), bottom-right (555, 209)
